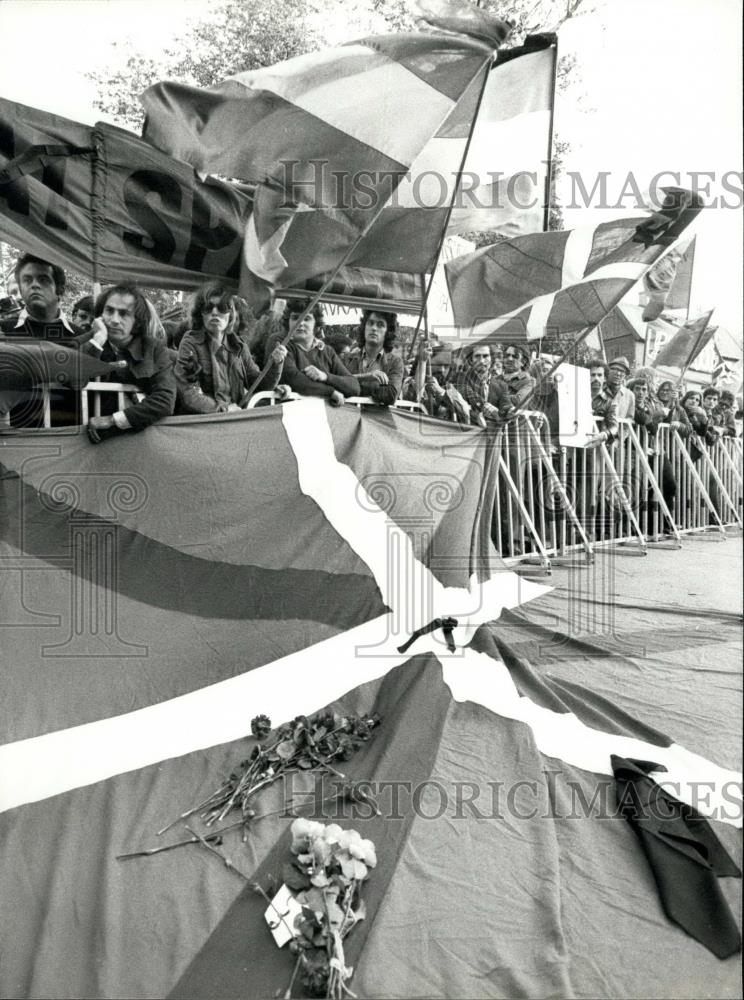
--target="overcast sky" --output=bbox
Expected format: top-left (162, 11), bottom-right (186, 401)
top-left (0, 0), bottom-right (741, 333)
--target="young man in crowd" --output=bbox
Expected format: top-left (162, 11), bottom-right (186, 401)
top-left (271, 298), bottom-right (359, 406)
top-left (498, 344), bottom-right (535, 409)
top-left (84, 283), bottom-right (176, 442)
top-left (0, 255), bottom-right (88, 426)
top-left (71, 295), bottom-right (95, 339)
top-left (718, 390), bottom-right (739, 437)
top-left (588, 362), bottom-right (619, 445)
top-left (345, 310), bottom-right (403, 406)
top-left (702, 385), bottom-right (737, 437)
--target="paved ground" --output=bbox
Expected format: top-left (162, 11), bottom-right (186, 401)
top-left (518, 529), bottom-right (743, 618)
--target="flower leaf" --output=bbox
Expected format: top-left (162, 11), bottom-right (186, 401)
top-left (282, 862), bottom-right (311, 891)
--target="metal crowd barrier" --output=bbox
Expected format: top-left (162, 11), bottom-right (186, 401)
top-left (9, 385), bottom-right (742, 570)
top-left (494, 415), bottom-right (742, 565)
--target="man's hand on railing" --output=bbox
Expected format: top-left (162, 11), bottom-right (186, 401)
top-left (216, 402), bottom-right (242, 413)
top-left (328, 389), bottom-right (345, 407)
top-left (274, 384), bottom-right (293, 402)
top-left (87, 414), bottom-right (120, 444)
top-left (585, 429), bottom-right (610, 448)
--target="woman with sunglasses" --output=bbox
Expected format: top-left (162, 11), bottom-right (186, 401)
top-left (175, 281), bottom-right (288, 414)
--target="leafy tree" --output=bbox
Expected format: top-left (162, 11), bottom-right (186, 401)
top-left (88, 0), bottom-right (323, 131)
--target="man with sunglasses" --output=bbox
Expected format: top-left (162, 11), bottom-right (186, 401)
top-left (497, 344), bottom-right (535, 410)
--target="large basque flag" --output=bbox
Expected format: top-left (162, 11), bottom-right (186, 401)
top-left (444, 190), bottom-right (704, 343)
top-left (0, 399), bottom-right (741, 996)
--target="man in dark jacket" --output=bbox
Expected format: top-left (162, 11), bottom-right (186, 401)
top-left (83, 284), bottom-right (176, 443)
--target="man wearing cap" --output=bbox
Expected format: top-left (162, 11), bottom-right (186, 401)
top-left (605, 356), bottom-right (635, 420)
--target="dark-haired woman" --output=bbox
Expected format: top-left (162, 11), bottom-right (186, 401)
top-left (345, 310), bottom-right (403, 406)
top-left (175, 282), bottom-right (287, 414)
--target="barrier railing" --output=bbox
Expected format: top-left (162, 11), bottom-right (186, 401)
top-left (5, 384), bottom-right (741, 566)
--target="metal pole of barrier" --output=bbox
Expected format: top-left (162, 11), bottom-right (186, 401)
top-left (670, 428), bottom-right (726, 537)
top-left (497, 453), bottom-right (551, 571)
top-left (595, 434), bottom-right (646, 552)
top-left (624, 422), bottom-right (681, 544)
top-left (716, 437), bottom-right (743, 486)
top-left (522, 414), bottom-right (593, 562)
top-left (696, 440), bottom-right (742, 528)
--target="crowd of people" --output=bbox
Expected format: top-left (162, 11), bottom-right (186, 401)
top-left (1, 254), bottom-right (741, 461)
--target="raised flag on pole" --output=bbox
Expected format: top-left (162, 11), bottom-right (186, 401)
top-left (651, 309), bottom-right (716, 370)
top-left (443, 189), bottom-right (704, 344)
top-left (140, 26), bottom-right (502, 305)
top-left (245, 32), bottom-right (557, 312)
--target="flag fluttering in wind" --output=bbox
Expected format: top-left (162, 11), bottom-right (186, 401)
top-left (276, 32), bottom-right (557, 312)
top-left (444, 188), bottom-right (704, 343)
top-left (651, 309), bottom-right (716, 370)
top-left (141, 25), bottom-right (502, 305)
top-left (642, 236), bottom-right (695, 321)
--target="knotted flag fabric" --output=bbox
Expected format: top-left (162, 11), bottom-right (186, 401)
top-left (651, 310), bottom-right (716, 370)
top-left (0, 400), bottom-right (741, 996)
top-left (444, 190), bottom-right (704, 344)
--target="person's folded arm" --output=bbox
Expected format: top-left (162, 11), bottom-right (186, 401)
top-left (174, 341), bottom-right (218, 414)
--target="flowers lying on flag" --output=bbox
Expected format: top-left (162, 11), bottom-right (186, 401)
top-left (145, 711), bottom-right (381, 846)
top-left (279, 819), bottom-right (377, 999)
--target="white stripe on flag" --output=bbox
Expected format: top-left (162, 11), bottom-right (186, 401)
top-left (0, 400), bottom-right (548, 812)
top-left (525, 294), bottom-right (554, 339)
top-left (465, 261), bottom-right (650, 340)
top-left (561, 225), bottom-right (595, 288)
top-left (230, 44), bottom-right (457, 167)
top-left (444, 649), bottom-right (742, 827)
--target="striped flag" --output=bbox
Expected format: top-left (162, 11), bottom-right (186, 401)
top-left (0, 401), bottom-right (741, 994)
top-left (444, 190), bottom-right (704, 344)
top-left (141, 28), bottom-right (497, 305)
top-left (252, 34), bottom-right (557, 311)
top-left (651, 310), bottom-right (716, 370)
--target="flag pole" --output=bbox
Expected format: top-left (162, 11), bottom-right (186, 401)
top-left (402, 56), bottom-right (494, 372)
top-left (542, 37), bottom-right (559, 233)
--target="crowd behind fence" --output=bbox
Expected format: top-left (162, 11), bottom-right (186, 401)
top-left (12, 379), bottom-right (742, 574)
